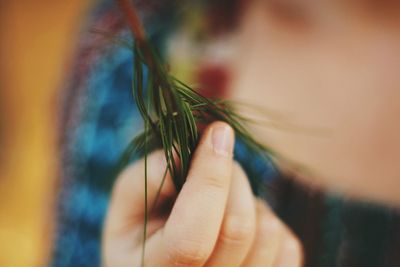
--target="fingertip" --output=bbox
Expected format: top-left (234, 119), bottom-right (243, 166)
top-left (199, 121), bottom-right (234, 157)
top-left (187, 122), bottom-right (235, 188)
top-left (116, 150), bottom-right (166, 188)
top-left (111, 149), bottom-right (174, 213)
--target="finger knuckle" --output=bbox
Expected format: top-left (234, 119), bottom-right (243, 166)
top-left (258, 216), bottom-right (283, 243)
top-left (284, 236), bottom-right (303, 257)
top-left (220, 216), bottom-right (255, 245)
top-left (114, 151), bottom-right (168, 194)
top-left (166, 239), bottom-right (211, 267)
top-left (192, 173), bottom-right (227, 192)
top-left (114, 164), bottom-right (138, 193)
top-left (204, 174), bottom-right (228, 190)
top-left (232, 162), bottom-right (246, 176)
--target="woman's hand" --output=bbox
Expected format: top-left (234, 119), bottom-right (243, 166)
top-left (103, 122), bottom-right (303, 267)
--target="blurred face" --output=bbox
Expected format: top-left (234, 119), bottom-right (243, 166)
top-left (230, 0), bottom-right (400, 204)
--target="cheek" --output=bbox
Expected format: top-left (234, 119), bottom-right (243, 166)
top-left (230, 3), bottom-right (400, 203)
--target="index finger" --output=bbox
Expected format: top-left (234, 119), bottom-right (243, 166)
top-left (105, 150), bottom-right (176, 231)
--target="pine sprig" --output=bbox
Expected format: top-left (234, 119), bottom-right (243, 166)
top-left (113, 0), bottom-right (309, 187)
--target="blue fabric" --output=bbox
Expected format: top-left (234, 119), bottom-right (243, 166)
top-left (52, 45), bottom-right (140, 267)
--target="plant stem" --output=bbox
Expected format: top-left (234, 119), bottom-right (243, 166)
top-left (116, 0), bottom-right (145, 43)
top-left (116, 0), bottom-right (156, 69)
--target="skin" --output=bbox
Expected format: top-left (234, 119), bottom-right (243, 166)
top-left (103, 122), bottom-right (302, 267)
top-left (230, 0), bottom-right (400, 204)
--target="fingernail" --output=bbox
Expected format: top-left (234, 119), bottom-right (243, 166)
top-left (211, 124), bottom-right (234, 156)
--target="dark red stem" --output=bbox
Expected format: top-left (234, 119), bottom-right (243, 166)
top-left (116, 0), bottom-right (145, 43)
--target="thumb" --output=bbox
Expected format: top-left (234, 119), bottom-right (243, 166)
top-left (149, 121), bottom-right (235, 266)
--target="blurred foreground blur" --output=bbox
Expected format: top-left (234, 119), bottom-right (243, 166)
top-left (0, 2), bottom-right (89, 266)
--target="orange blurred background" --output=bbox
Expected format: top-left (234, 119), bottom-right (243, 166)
top-left (0, 2), bottom-right (90, 266)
